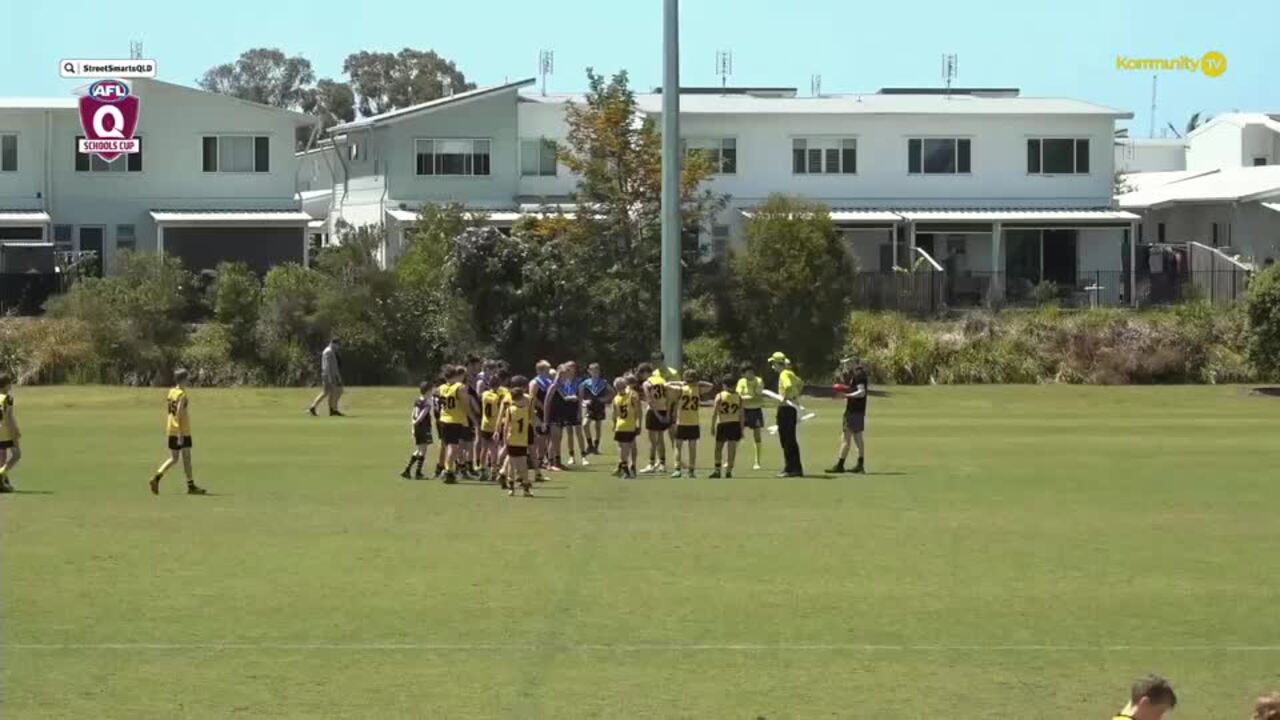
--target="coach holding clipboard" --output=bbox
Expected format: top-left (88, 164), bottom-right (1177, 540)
top-left (768, 352), bottom-right (803, 477)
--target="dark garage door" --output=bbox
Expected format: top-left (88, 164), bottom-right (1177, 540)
top-left (165, 226), bottom-right (304, 274)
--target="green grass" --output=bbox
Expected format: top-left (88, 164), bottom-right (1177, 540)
top-left (3, 385), bottom-right (1280, 719)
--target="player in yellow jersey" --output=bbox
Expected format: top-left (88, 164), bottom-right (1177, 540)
top-left (478, 372), bottom-right (505, 482)
top-left (150, 369), bottom-right (207, 495)
top-left (501, 375), bottom-right (536, 497)
top-left (636, 364), bottom-right (671, 474)
top-left (0, 374), bottom-right (23, 493)
top-left (710, 375), bottom-right (746, 478)
top-left (666, 370), bottom-right (714, 478)
top-left (611, 376), bottom-right (642, 478)
top-left (437, 365), bottom-right (470, 484)
top-left (735, 363), bottom-right (766, 470)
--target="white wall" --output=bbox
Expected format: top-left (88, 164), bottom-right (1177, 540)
top-left (1187, 122), bottom-right (1244, 171)
top-left (1242, 125), bottom-right (1276, 167)
top-left (671, 112), bottom-right (1117, 209)
top-left (0, 109), bottom-right (51, 211)
top-left (1114, 139), bottom-right (1185, 173)
top-left (516, 99), bottom-right (576, 200)
top-left (44, 80), bottom-right (309, 269)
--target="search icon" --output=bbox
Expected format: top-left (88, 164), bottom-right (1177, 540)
top-left (59, 60), bottom-right (80, 77)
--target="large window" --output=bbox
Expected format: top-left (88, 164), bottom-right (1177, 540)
top-left (202, 135), bottom-right (270, 173)
top-left (52, 224), bottom-right (73, 252)
top-left (520, 138), bottom-right (557, 177)
top-left (415, 139), bottom-right (491, 176)
top-left (75, 136), bottom-right (143, 172)
top-left (683, 137), bottom-right (737, 174)
top-left (908, 138), bottom-right (971, 174)
top-left (792, 138), bottom-right (856, 175)
top-left (1, 134), bottom-right (16, 172)
top-left (1027, 138), bottom-right (1090, 174)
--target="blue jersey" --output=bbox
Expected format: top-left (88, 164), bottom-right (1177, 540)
top-left (558, 378), bottom-right (580, 401)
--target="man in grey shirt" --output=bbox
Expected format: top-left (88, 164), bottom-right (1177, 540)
top-left (307, 339), bottom-right (345, 417)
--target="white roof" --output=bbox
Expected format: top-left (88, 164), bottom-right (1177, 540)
top-left (1187, 112), bottom-right (1280, 140)
top-left (1120, 170), bottom-right (1213, 193)
top-left (0, 98), bottom-right (77, 110)
top-left (0, 210), bottom-right (52, 224)
top-left (741, 208), bottom-right (900, 223)
top-left (898, 208), bottom-right (1138, 222)
top-left (387, 209), bottom-right (418, 223)
top-left (150, 210), bottom-right (312, 224)
top-left (331, 78), bottom-right (536, 132)
top-left (1118, 166), bottom-right (1280, 209)
top-left (1262, 202), bottom-right (1280, 214)
top-left (632, 93), bottom-right (1131, 117)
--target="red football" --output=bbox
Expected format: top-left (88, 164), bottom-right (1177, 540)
top-left (832, 384), bottom-right (850, 394)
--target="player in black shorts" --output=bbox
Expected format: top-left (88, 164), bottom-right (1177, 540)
top-left (828, 363), bottom-right (869, 474)
top-left (401, 381), bottom-right (435, 479)
top-left (581, 362), bottom-right (613, 456)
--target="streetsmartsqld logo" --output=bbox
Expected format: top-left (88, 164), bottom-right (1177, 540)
top-left (77, 79), bottom-right (140, 162)
top-left (1115, 51), bottom-right (1228, 78)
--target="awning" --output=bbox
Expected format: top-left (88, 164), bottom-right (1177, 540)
top-left (896, 209), bottom-right (1140, 222)
top-left (1262, 202), bottom-right (1280, 215)
top-left (307, 220), bottom-right (326, 231)
top-left (830, 209), bottom-right (903, 224)
top-left (387, 208), bottom-right (574, 224)
top-left (150, 210), bottom-right (313, 225)
top-left (387, 209), bottom-right (419, 223)
top-left (0, 210), bottom-right (52, 225)
top-left (0, 241), bottom-right (53, 248)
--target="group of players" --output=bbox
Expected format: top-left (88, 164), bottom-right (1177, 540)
top-left (401, 352), bottom-right (781, 496)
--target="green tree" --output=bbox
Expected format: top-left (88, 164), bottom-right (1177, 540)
top-left (197, 48), bottom-right (316, 110)
top-left (303, 78), bottom-right (356, 130)
top-left (558, 69), bottom-right (725, 364)
top-left (211, 262), bottom-right (261, 360)
top-left (46, 251), bottom-right (192, 383)
top-left (730, 195), bottom-right (855, 373)
top-left (256, 263), bottom-right (327, 384)
top-left (1245, 264), bottom-right (1280, 380)
top-left (343, 49), bottom-right (476, 117)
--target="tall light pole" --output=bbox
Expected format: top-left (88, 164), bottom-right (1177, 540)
top-left (660, 0), bottom-right (682, 369)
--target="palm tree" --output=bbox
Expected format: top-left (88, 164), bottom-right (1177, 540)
top-left (1185, 111), bottom-right (1210, 135)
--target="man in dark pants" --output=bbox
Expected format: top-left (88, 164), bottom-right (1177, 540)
top-left (768, 352), bottom-right (803, 477)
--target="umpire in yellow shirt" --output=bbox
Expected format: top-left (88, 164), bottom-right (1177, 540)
top-left (768, 352), bottom-right (804, 477)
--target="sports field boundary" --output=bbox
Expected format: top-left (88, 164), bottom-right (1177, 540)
top-left (7, 642), bottom-right (1280, 652)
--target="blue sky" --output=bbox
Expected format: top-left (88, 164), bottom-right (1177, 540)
top-left (6, 0), bottom-right (1276, 136)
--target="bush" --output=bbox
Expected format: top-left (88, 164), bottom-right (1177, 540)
top-left (211, 262), bottom-right (260, 360)
top-left (0, 318), bottom-right (95, 384)
top-left (44, 252), bottom-right (191, 384)
top-left (682, 335), bottom-right (735, 381)
top-left (180, 323), bottom-right (265, 386)
top-left (1246, 265), bottom-right (1280, 381)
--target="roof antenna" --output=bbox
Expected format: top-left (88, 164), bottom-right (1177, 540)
top-left (941, 53), bottom-right (958, 97)
top-left (1149, 74), bottom-right (1158, 138)
top-left (810, 74), bottom-right (822, 97)
top-left (716, 50), bottom-right (733, 90)
top-left (129, 40), bottom-right (143, 60)
top-left (538, 49), bottom-right (555, 96)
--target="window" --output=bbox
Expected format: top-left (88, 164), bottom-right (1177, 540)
top-left (74, 136), bottom-right (143, 172)
top-left (684, 137), bottom-right (737, 174)
top-left (792, 138), bottom-right (856, 175)
top-left (1254, 157), bottom-right (1269, 167)
top-left (116, 224), bottom-right (136, 253)
top-left (201, 135), bottom-right (270, 173)
top-left (711, 224), bottom-right (730, 258)
top-left (1027, 138), bottom-right (1090, 174)
top-left (1, 134), bottom-right (16, 172)
top-left (348, 141), bottom-right (359, 162)
top-left (520, 138), bottom-right (557, 176)
top-left (1157, 222), bottom-right (1166, 243)
top-left (908, 138), bottom-right (971, 174)
top-left (415, 139), bottom-right (490, 176)
top-left (53, 225), bottom-right (73, 252)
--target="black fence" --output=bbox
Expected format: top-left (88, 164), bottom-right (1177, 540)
top-left (847, 269), bottom-right (1251, 315)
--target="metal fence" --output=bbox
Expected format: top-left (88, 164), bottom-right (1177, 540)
top-left (846, 268), bottom-right (1251, 315)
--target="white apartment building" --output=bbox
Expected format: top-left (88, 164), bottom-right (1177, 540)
top-left (0, 79), bottom-right (315, 274)
top-left (310, 82), bottom-right (1138, 304)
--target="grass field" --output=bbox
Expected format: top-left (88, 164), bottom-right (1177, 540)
top-left (2, 385), bottom-right (1279, 719)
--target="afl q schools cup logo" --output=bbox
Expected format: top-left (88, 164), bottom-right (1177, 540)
top-left (77, 79), bottom-right (141, 163)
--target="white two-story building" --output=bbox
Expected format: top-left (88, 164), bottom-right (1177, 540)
top-left (0, 79), bottom-right (315, 274)
top-left (311, 81), bottom-right (1138, 304)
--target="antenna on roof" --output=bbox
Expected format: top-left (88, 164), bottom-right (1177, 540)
top-left (715, 50), bottom-right (733, 90)
top-left (538, 49), bottom-right (555, 96)
top-left (442, 77), bottom-right (453, 96)
top-left (941, 54), bottom-right (958, 97)
top-left (1149, 74), bottom-right (1158, 138)
top-left (129, 40), bottom-right (143, 60)
top-left (810, 74), bottom-right (822, 97)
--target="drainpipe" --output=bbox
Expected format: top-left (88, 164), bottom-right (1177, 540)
top-left (43, 110), bottom-right (53, 239)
